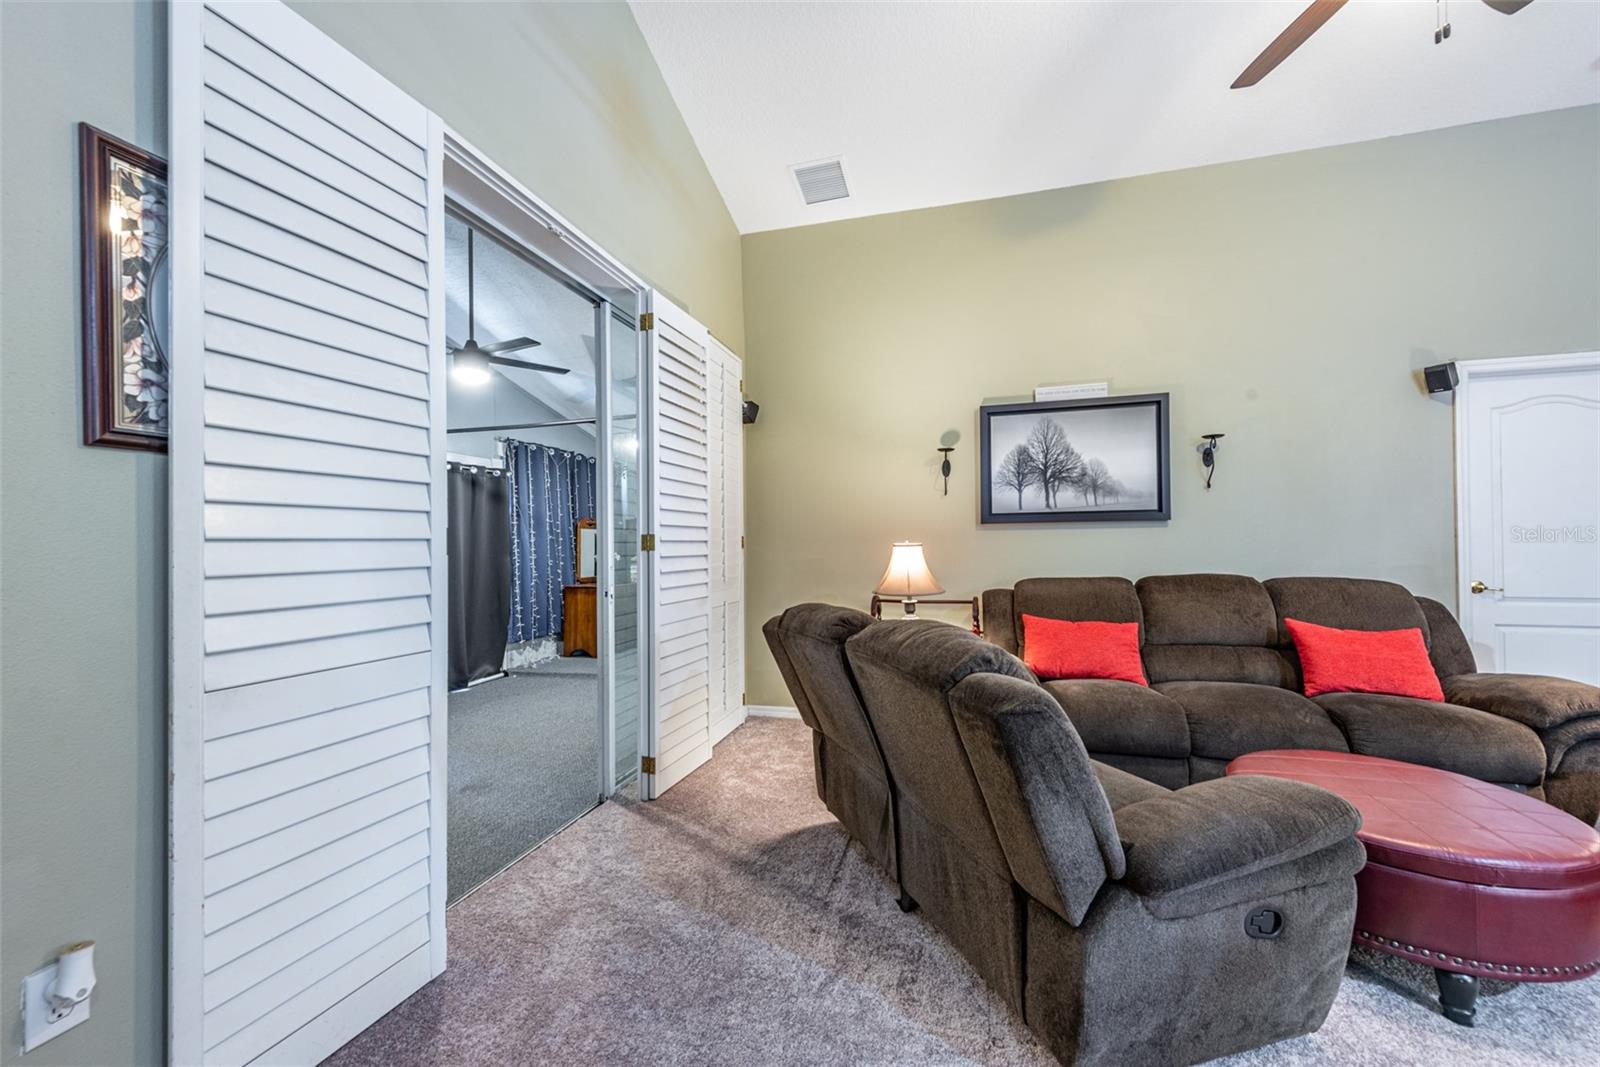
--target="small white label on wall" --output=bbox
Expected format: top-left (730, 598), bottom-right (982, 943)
top-left (1034, 381), bottom-right (1110, 402)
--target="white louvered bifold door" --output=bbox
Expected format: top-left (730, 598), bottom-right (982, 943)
top-left (169, 3), bottom-right (446, 1063)
top-left (643, 297), bottom-right (715, 797)
top-left (707, 337), bottom-right (746, 747)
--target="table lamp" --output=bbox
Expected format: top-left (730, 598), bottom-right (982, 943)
top-left (875, 541), bottom-right (944, 616)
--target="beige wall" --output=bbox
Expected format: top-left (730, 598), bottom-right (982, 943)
top-left (741, 105), bottom-right (1600, 706)
top-left (0, 4), bottom-right (739, 1064)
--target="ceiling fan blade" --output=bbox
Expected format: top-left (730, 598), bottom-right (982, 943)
top-left (480, 336), bottom-right (542, 355)
top-left (485, 354), bottom-right (570, 375)
top-left (1232, 0), bottom-right (1349, 89)
top-left (1481, 0), bottom-right (1533, 13)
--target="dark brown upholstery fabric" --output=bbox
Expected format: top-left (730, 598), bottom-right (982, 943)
top-left (1012, 577), bottom-right (1142, 659)
top-left (1313, 693), bottom-right (1546, 785)
top-left (1544, 719), bottom-right (1600, 773)
top-left (1112, 776), bottom-right (1361, 898)
top-left (844, 620), bottom-right (1037, 1009)
top-left (1442, 672), bottom-right (1600, 730)
top-left (982, 587), bottom-right (1018, 655)
top-left (1265, 577), bottom-right (1431, 646)
top-left (1544, 768), bottom-right (1600, 828)
top-left (1094, 753), bottom-right (1191, 789)
top-left (1416, 596), bottom-right (1477, 677)
top-left (1142, 643), bottom-right (1299, 687)
top-left (1042, 679), bottom-right (1189, 758)
top-left (1024, 876), bottom-right (1357, 1065)
top-left (1155, 681), bottom-right (1348, 760)
top-left (1136, 574), bottom-right (1278, 647)
top-left (949, 672), bottom-right (1124, 924)
top-left (1093, 760), bottom-right (1169, 810)
top-left (764, 607), bottom-right (898, 880)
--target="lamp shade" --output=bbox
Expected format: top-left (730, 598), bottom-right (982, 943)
top-left (875, 542), bottom-right (944, 598)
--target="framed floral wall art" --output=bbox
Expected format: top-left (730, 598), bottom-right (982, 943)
top-left (81, 123), bottom-right (169, 451)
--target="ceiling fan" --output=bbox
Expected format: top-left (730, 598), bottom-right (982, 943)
top-left (1231, 0), bottom-right (1535, 89)
top-left (448, 227), bottom-right (569, 386)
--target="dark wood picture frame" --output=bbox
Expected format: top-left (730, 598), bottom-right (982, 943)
top-left (979, 392), bottom-right (1172, 524)
top-left (81, 123), bottom-right (169, 452)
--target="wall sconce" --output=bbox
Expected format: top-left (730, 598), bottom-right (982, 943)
top-left (1198, 433), bottom-right (1225, 490)
top-left (936, 429), bottom-right (960, 496)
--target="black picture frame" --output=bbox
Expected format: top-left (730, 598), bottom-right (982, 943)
top-left (81, 123), bottom-right (169, 452)
top-left (979, 393), bottom-right (1171, 524)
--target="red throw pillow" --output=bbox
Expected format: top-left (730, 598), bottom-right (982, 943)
top-left (1022, 614), bottom-right (1148, 686)
top-left (1284, 618), bottom-right (1445, 701)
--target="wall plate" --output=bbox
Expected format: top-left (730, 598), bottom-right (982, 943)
top-left (20, 963), bottom-right (90, 1053)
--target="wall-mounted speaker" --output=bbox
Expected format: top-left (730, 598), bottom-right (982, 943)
top-left (1424, 362), bottom-right (1459, 395)
top-left (742, 400), bottom-right (760, 425)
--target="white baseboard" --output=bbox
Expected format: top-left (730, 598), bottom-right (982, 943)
top-left (746, 704), bottom-right (801, 721)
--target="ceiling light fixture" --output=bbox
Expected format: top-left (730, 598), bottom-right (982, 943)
top-left (451, 346), bottom-right (491, 387)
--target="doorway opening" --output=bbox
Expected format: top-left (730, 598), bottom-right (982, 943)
top-left (442, 205), bottom-right (640, 902)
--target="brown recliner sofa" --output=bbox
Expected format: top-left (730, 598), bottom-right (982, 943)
top-left (765, 605), bottom-right (1366, 1066)
top-left (982, 574), bottom-right (1600, 825)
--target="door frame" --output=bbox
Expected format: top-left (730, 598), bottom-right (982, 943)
top-left (439, 128), bottom-right (652, 798)
top-left (1453, 350), bottom-right (1600, 656)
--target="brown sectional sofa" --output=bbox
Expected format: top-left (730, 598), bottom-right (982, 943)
top-left (765, 605), bottom-right (1366, 1067)
top-left (983, 573), bottom-right (1600, 825)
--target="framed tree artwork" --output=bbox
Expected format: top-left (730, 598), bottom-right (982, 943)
top-left (979, 393), bottom-right (1171, 524)
top-left (81, 123), bottom-right (169, 451)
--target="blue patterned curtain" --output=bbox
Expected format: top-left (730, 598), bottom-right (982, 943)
top-left (506, 439), bottom-right (598, 643)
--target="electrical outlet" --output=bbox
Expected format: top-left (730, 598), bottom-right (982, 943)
top-left (20, 962), bottom-right (90, 1053)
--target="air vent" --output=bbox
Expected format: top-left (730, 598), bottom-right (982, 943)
top-left (791, 157), bottom-right (849, 205)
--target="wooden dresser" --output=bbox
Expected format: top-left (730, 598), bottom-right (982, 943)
top-left (562, 584), bottom-right (597, 657)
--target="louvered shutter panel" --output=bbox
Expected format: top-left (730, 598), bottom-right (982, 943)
top-left (169, 3), bottom-right (446, 1063)
top-left (707, 338), bottom-right (745, 745)
top-left (645, 298), bottom-right (714, 795)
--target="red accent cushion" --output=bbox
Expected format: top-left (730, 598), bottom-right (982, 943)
top-left (1022, 615), bottom-right (1148, 686)
top-left (1284, 618), bottom-right (1444, 701)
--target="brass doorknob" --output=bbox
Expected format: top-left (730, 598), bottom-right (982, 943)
top-left (1469, 580), bottom-right (1501, 594)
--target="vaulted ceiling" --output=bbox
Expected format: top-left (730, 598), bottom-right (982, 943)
top-left (631, 1), bottom-right (1600, 234)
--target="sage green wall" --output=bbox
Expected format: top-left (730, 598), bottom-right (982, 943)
top-left (741, 105), bottom-right (1600, 706)
top-left (0, 4), bottom-right (739, 1064)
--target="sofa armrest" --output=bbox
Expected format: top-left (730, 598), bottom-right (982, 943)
top-left (1044, 679), bottom-right (1190, 760)
top-left (1113, 776), bottom-right (1360, 903)
top-left (1442, 673), bottom-right (1600, 731)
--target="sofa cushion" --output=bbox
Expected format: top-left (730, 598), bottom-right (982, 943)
top-left (1112, 776), bottom-right (1362, 898)
top-left (1012, 577), bottom-right (1142, 660)
top-left (1043, 679), bottom-right (1190, 759)
top-left (1314, 692), bottom-right (1545, 786)
top-left (1137, 573), bottom-right (1278, 647)
top-left (1284, 618), bottom-right (1444, 701)
top-left (1141, 644), bottom-right (1299, 688)
top-left (1093, 760), bottom-right (1170, 810)
top-left (1442, 673), bottom-right (1600, 731)
top-left (1416, 596), bottom-right (1477, 677)
top-left (1265, 577), bottom-right (1431, 647)
top-left (1023, 616), bottom-right (1147, 685)
top-left (1155, 681), bottom-right (1348, 761)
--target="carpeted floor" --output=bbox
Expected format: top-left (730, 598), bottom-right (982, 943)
top-left (447, 666), bottom-right (601, 902)
top-left (336, 717), bottom-right (1599, 1066)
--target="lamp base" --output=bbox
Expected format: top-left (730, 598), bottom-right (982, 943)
top-left (901, 599), bottom-right (918, 616)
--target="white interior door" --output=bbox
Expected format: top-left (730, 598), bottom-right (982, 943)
top-left (642, 296), bottom-right (716, 796)
top-left (1458, 353), bottom-right (1600, 683)
top-left (169, 3), bottom-right (447, 1063)
top-left (707, 337), bottom-right (746, 746)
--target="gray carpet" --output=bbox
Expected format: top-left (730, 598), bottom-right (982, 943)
top-left (335, 718), bottom-right (1599, 1066)
top-left (447, 671), bottom-right (601, 903)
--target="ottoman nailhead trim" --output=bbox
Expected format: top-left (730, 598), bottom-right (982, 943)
top-left (1354, 932), bottom-right (1600, 978)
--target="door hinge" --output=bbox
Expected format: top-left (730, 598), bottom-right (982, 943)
top-left (639, 312), bottom-right (654, 331)
top-left (739, 378), bottom-right (744, 393)
top-left (641, 533), bottom-right (656, 552)
top-left (640, 755), bottom-right (656, 775)
top-left (740, 535), bottom-right (745, 549)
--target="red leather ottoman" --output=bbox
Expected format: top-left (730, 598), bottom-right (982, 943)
top-left (1227, 750), bottom-right (1600, 1026)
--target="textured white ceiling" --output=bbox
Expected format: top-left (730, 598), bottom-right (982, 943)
top-left (630, 0), bottom-right (1600, 234)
